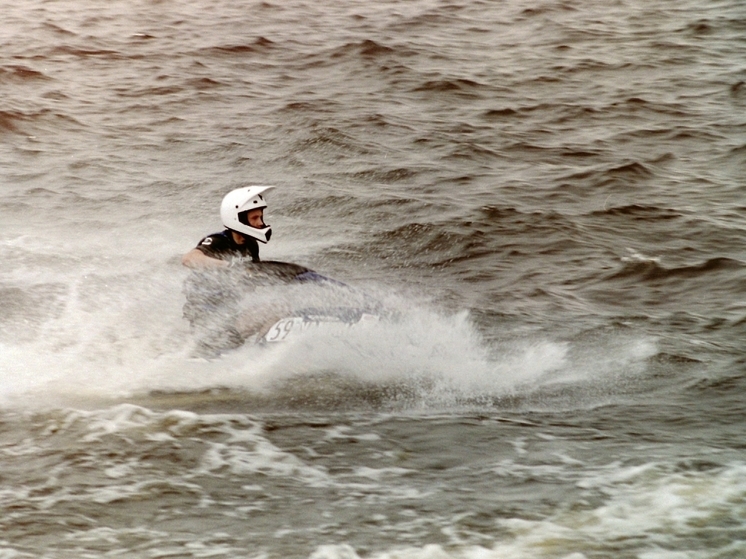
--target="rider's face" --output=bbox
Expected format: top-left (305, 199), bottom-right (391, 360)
top-left (247, 208), bottom-right (265, 228)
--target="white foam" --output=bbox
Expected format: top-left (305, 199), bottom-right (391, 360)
top-left (251, 304), bottom-right (572, 403)
top-left (0, 288), bottom-right (656, 411)
top-left (298, 459), bottom-right (746, 559)
top-left (20, 403), bottom-right (335, 504)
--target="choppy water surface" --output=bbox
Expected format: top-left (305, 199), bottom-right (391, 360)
top-left (1, 1), bottom-right (745, 558)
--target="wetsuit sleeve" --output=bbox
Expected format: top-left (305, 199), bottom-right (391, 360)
top-left (194, 234), bottom-right (231, 260)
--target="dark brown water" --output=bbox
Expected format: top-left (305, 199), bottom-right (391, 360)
top-left (1, 1), bottom-right (744, 557)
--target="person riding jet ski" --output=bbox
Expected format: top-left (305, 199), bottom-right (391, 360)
top-left (181, 186), bottom-right (380, 355)
top-left (181, 186), bottom-right (293, 352)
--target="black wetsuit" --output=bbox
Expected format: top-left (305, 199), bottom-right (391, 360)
top-left (194, 229), bottom-right (260, 263)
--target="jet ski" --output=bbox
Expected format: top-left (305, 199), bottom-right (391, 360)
top-left (183, 261), bottom-right (381, 352)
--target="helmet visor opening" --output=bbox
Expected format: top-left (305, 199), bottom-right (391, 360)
top-left (237, 209), bottom-right (267, 229)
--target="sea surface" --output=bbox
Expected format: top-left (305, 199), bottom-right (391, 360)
top-left (1, 0), bottom-right (745, 557)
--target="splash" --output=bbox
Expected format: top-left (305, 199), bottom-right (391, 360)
top-left (0, 266), bottom-right (656, 412)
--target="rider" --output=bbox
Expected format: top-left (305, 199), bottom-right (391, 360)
top-left (182, 186), bottom-right (276, 353)
top-left (182, 185), bottom-right (274, 269)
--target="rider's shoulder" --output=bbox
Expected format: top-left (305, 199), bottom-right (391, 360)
top-left (198, 230), bottom-right (230, 246)
top-left (196, 230), bottom-right (233, 253)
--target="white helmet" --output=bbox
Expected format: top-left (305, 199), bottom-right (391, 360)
top-left (220, 185), bottom-right (275, 243)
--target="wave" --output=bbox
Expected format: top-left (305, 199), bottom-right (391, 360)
top-left (592, 203), bottom-right (687, 220)
top-left (0, 108), bottom-right (85, 135)
top-left (483, 107), bottom-right (519, 118)
top-left (612, 96), bottom-right (691, 117)
top-left (40, 22), bottom-right (77, 36)
top-left (365, 207), bottom-right (587, 272)
top-left (49, 45), bottom-right (123, 59)
top-left (0, 110), bottom-right (25, 133)
top-left (356, 39), bottom-right (397, 59)
top-left (290, 126), bottom-right (372, 157)
top-left (607, 256), bottom-right (745, 283)
top-left (0, 64), bottom-right (49, 82)
top-left (346, 166), bottom-right (421, 183)
top-left (562, 160), bottom-right (655, 184)
top-left (323, 39), bottom-right (409, 62)
top-left (412, 77), bottom-right (485, 95)
top-left (205, 37), bottom-right (275, 56)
